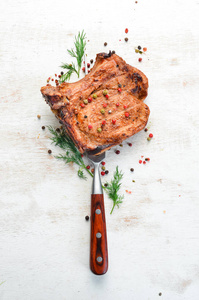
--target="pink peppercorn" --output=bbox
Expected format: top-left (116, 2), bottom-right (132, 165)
top-left (139, 160), bottom-right (142, 164)
top-left (101, 171), bottom-right (105, 176)
top-left (125, 28), bottom-right (128, 34)
top-left (80, 103), bottom-right (85, 108)
top-left (101, 161), bottom-right (105, 166)
top-left (118, 88), bottom-right (122, 92)
top-left (128, 143), bottom-right (132, 147)
top-left (143, 161), bottom-right (146, 165)
top-left (102, 120), bottom-right (106, 125)
top-left (86, 165), bottom-right (90, 169)
top-left (87, 63), bottom-right (90, 68)
top-left (125, 112), bottom-right (129, 117)
top-left (124, 105), bottom-right (127, 109)
top-left (149, 133), bottom-right (153, 138)
top-left (112, 119), bottom-right (116, 124)
top-left (103, 103), bottom-right (107, 108)
top-left (105, 94), bottom-right (109, 99)
top-left (88, 97), bottom-right (92, 103)
top-left (116, 103), bottom-right (120, 107)
top-left (138, 58), bottom-right (142, 62)
top-left (88, 124), bottom-right (92, 129)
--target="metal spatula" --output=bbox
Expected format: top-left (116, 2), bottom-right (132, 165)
top-left (87, 151), bottom-right (108, 275)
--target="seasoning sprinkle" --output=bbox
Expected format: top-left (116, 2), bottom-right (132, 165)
top-left (105, 94), bottom-right (109, 99)
top-left (97, 127), bottom-right (102, 133)
top-left (130, 168), bottom-right (134, 172)
top-left (100, 109), bottom-right (105, 114)
top-left (138, 58), bottom-right (142, 62)
top-left (124, 37), bottom-right (128, 42)
top-left (101, 161), bottom-right (106, 165)
top-left (118, 84), bottom-right (122, 88)
top-left (116, 102), bottom-right (120, 107)
top-left (128, 143), bottom-right (132, 147)
top-left (125, 28), bottom-right (129, 34)
top-left (93, 94), bottom-right (97, 99)
top-left (112, 119), bottom-right (116, 124)
top-left (101, 171), bottom-right (105, 176)
top-left (37, 115), bottom-right (41, 119)
top-left (103, 90), bottom-right (108, 96)
top-left (118, 88), bottom-right (122, 92)
top-left (139, 160), bottom-right (142, 164)
top-left (138, 45), bottom-right (142, 50)
top-left (88, 124), bottom-right (92, 129)
top-left (105, 170), bottom-right (109, 174)
top-left (88, 97), bottom-right (92, 103)
top-left (85, 216), bottom-right (89, 221)
top-left (80, 103), bottom-right (85, 108)
top-left (103, 103), bottom-right (107, 108)
top-left (83, 99), bottom-right (88, 104)
top-left (124, 105), bottom-right (127, 109)
top-left (102, 120), bottom-right (106, 125)
top-left (87, 63), bottom-right (90, 68)
top-left (104, 42), bottom-right (107, 46)
top-left (125, 112), bottom-right (129, 117)
top-left (101, 166), bottom-right (106, 171)
top-left (149, 133), bottom-right (153, 138)
top-left (86, 165), bottom-right (90, 169)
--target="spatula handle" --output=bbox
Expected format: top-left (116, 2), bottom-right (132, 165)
top-left (90, 194), bottom-right (108, 275)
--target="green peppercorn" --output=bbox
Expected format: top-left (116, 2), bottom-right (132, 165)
top-left (83, 99), bottom-right (88, 104)
top-left (135, 49), bottom-right (139, 53)
top-left (103, 90), bottom-right (108, 96)
top-left (93, 94), bottom-right (97, 99)
top-left (97, 127), bottom-right (102, 133)
top-left (101, 166), bottom-right (106, 170)
top-left (132, 180), bottom-right (135, 182)
top-left (147, 137), bottom-right (151, 141)
top-left (100, 109), bottom-right (105, 114)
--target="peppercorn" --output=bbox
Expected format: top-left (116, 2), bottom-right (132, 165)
top-left (103, 90), bottom-right (108, 96)
top-left (87, 63), bottom-right (90, 68)
top-left (139, 160), bottom-right (142, 164)
top-left (48, 149), bottom-right (52, 154)
top-left (138, 45), bottom-right (142, 50)
top-left (124, 105), bottom-right (127, 109)
top-left (138, 58), bottom-right (142, 62)
top-left (61, 71), bottom-right (64, 75)
top-left (104, 183), bottom-right (108, 187)
top-left (135, 49), bottom-right (139, 53)
top-left (116, 103), bottom-right (120, 107)
top-left (84, 115), bottom-right (87, 118)
top-left (130, 168), bottom-right (134, 172)
top-left (115, 150), bottom-right (120, 154)
top-left (145, 158), bottom-right (150, 161)
top-left (105, 94), bottom-right (109, 99)
top-left (105, 170), bottom-right (109, 175)
top-left (132, 180), bottom-right (135, 182)
top-left (143, 161), bottom-right (146, 165)
top-left (103, 103), bottom-right (107, 108)
top-left (101, 171), bottom-right (105, 176)
top-left (149, 133), bottom-right (153, 138)
top-left (101, 161), bottom-right (105, 165)
top-left (58, 75), bottom-right (61, 78)
top-left (144, 128), bottom-right (148, 132)
top-left (82, 67), bottom-right (85, 72)
top-left (83, 99), bottom-right (88, 105)
top-left (112, 50), bottom-right (115, 54)
top-left (90, 59), bottom-right (93, 64)
top-left (93, 94), bottom-right (97, 99)
top-left (118, 84), bottom-right (122, 88)
top-left (159, 293), bottom-right (162, 296)
top-left (143, 47), bottom-right (147, 52)
top-left (102, 120), bottom-right (106, 125)
top-left (118, 88), bottom-right (122, 92)
top-left (91, 168), bottom-right (94, 173)
top-left (101, 166), bottom-right (106, 171)
top-left (125, 28), bottom-right (128, 34)
top-left (85, 216), bottom-right (89, 221)
top-left (119, 144), bottom-right (123, 147)
top-left (147, 137), bottom-right (151, 141)
top-left (88, 124), bottom-right (92, 129)
top-left (124, 37), bottom-right (128, 42)
top-left (100, 109), bottom-right (105, 114)
top-left (37, 115), bottom-right (41, 119)
top-left (97, 128), bottom-right (102, 133)
top-left (125, 112), bottom-right (129, 117)
top-left (112, 119), bottom-right (116, 124)
top-left (88, 97), bottom-right (92, 103)
top-left (104, 42), bottom-right (107, 46)
top-left (128, 143), bottom-right (132, 147)
top-left (80, 103), bottom-right (85, 108)
top-left (56, 128), bottom-right (60, 132)
top-left (86, 165), bottom-right (90, 169)
top-left (42, 126), bottom-right (45, 130)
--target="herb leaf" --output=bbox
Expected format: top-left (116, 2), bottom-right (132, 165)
top-left (60, 30), bottom-right (86, 83)
top-left (104, 166), bottom-right (124, 214)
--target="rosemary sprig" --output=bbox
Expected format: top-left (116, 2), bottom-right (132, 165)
top-left (104, 166), bottom-right (124, 214)
top-left (60, 30), bottom-right (86, 83)
top-left (47, 126), bottom-right (93, 179)
top-left (59, 63), bottom-right (78, 83)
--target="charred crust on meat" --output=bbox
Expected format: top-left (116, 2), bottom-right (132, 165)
top-left (98, 51), bottom-right (114, 59)
top-left (122, 65), bottom-right (129, 72)
top-left (131, 86), bottom-right (138, 94)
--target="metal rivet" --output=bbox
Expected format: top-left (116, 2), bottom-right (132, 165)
top-left (96, 232), bottom-right (102, 238)
top-left (95, 209), bottom-right (101, 215)
top-left (96, 256), bottom-right (103, 263)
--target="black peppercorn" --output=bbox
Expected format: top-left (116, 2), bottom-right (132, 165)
top-left (56, 128), bottom-right (60, 132)
top-left (125, 37), bottom-right (128, 42)
top-left (48, 149), bottom-right (52, 154)
top-left (85, 216), bottom-right (89, 221)
top-left (144, 128), bottom-right (148, 132)
top-left (105, 170), bottom-right (109, 174)
top-left (138, 45), bottom-right (142, 50)
top-left (104, 183), bottom-right (108, 187)
top-left (104, 42), bottom-right (107, 46)
top-left (42, 126), bottom-right (45, 130)
top-left (118, 84), bottom-right (122, 88)
top-left (130, 168), bottom-right (134, 172)
top-left (84, 115), bottom-right (87, 118)
top-left (90, 59), bottom-right (93, 64)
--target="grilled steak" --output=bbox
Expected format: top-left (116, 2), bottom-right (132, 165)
top-left (41, 52), bottom-right (150, 154)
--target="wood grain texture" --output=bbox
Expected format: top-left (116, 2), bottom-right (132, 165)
top-left (90, 194), bottom-right (108, 275)
top-left (0, 0), bottom-right (199, 299)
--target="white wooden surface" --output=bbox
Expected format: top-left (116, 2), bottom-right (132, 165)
top-left (0, 0), bottom-right (199, 299)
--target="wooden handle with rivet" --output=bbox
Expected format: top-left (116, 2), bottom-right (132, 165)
top-left (90, 194), bottom-right (108, 275)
